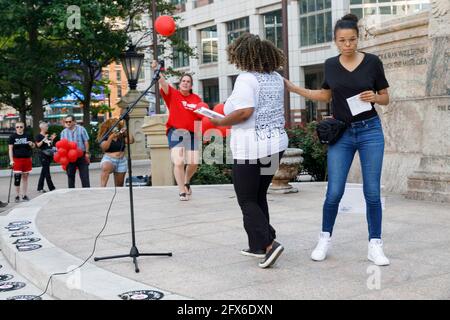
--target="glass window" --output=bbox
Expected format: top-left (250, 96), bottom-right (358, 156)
top-left (202, 78), bottom-right (219, 107)
top-left (264, 10), bottom-right (283, 49)
top-left (350, 8), bottom-right (363, 19)
top-left (299, 0), bottom-right (332, 47)
top-left (350, 0), bottom-right (362, 4)
top-left (379, 6), bottom-right (392, 14)
top-left (364, 7), bottom-right (377, 16)
top-left (227, 17), bottom-right (250, 44)
top-left (173, 27), bottom-right (190, 68)
top-left (116, 70), bottom-right (121, 82)
top-left (200, 26), bottom-right (218, 64)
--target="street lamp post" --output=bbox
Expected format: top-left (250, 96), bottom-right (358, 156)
top-left (151, 0), bottom-right (161, 114)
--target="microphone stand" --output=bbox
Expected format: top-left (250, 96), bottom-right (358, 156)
top-left (94, 64), bottom-right (172, 273)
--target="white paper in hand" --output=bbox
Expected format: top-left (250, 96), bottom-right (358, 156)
top-left (346, 94), bottom-right (372, 116)
top-left (194, 107), bottom-right (225, 119)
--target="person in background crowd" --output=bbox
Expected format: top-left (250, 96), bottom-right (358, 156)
top-left (8, 121), bottom-right (35, 202)
top-left (60, 115), bottom-right (90, 188)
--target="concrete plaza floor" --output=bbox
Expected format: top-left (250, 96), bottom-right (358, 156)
top-left (1, 164), bottom-right (449, 300)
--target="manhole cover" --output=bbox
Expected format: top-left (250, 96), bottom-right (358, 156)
top-left (6, 226), bottom-right (29, 232)
top-left (0, 274), bottom-right (14, 282)
top-left (0, 282), bottom-right (26, 292)
top-left (13, 238), bottom-right (41, 245)
top-left (8, 221), bottom-right (31, 227)
top-left (16, 244), bottom-right (42, 252)
top-left (7, 295), bottom-right (42, 300)
top-left (119, 290), bottom-right (164, 300)
top-left (10, 231), bottom-right (34, 238)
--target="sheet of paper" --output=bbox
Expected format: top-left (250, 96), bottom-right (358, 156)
top-left (346, 94), bottom-right (373, 116)
top-left (194, 107), bottom-right (225, 119)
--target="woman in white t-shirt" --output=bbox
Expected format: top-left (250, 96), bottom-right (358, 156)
top-left (211, 33), bottom-right (288, 269)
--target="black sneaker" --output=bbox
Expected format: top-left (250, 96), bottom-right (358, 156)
top-left (15, 196), bottom-right (20, 203)
top-left (258, 241), bottom-right (284, 269)
top-left (0, 201), bottom-right (7, 208)
top-left (240, 248), bottom-right (266, 258)
top-left (37, 189), bottom-right (47, 193)
top-left (22, 195), bottom-right (30, 201)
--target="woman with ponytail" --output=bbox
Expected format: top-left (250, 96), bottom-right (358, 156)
top-left (285, 14), bottom-right (391, 266)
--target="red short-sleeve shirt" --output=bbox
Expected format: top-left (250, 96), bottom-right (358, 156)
top-left (160, 86), bottom-right (203, 133)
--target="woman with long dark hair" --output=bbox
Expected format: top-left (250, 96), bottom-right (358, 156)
top-left (285, 14), bottom-right (391, 266)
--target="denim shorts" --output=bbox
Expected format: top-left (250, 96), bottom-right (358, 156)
top-left (101, 154), bottom-right (128, 173)
top-left (167, 127), bottom-right (197, 150)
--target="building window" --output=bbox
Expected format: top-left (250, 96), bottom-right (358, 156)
top-left (116, 70), bottom-right (121, 82)
top-left (299, 0), bottom-right (332, 47)
top-left (227, 17), bottom-right (250, 44)
top-left (173, 27), bottom-right (190, 69)
top-left (350, 0), bottom-right (431, 19)
top-left (200, 26), bottom-right (218, 64)
top-left (201, 78), bottom-right (219, 107)
top-left (117, 85), bottom-right (122, 98)
top-left (263, 10), bottom-right (283, 49)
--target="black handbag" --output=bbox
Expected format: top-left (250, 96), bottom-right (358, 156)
top-left (41, 149), bottom-right (55, 157)
top-left (316, 118), bottom-right (348, 145)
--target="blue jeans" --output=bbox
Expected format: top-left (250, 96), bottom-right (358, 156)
top-left (322, 116), bottom-right (384, 240)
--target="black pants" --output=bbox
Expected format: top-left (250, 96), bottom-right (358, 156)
top-left (67, 155), bottom-right (90, 188)
top-left (232, 151), bottom-right (284, 251)
top-left (37, 154), bottom-right (55, 191)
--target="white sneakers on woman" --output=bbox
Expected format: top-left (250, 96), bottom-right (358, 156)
top-left (310, 232), bottom-right (390, 266)
top-left (368, 239), bottom-right (390, 266)
top-left (311, 232), bottom-right (332, 261)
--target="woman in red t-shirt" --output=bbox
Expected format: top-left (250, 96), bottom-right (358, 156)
top-left (152, 61), bottom-right (203, 201)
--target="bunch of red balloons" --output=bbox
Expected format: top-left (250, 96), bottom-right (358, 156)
top-left (53, 138), bottom-right (83, 171)
top-left (198, 103), bottom-right (230, 138)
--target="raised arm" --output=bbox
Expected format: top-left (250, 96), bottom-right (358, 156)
top-left (152, 60), bottom-right (169, 95)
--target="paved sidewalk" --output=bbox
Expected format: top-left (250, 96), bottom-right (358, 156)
top-left (10, 182), bottom-right (448, 300)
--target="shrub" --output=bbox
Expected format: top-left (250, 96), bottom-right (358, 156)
top-left (287, 122), bottom-right (328, 181)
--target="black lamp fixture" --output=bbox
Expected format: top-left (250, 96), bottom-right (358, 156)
top-left (120, 45), bottom-right (145, 90)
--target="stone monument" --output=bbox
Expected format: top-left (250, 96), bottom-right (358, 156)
top-left (347, 4), bottom-right (449, 202)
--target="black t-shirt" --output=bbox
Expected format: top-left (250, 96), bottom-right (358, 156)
top-left (322, 52), bottom-right (389, 124)
top-left (8, 133), bottom-right (34, 158)
top-left (101, 136), bottom-right (126, 153)
top-left (35, 134), bottom-right (53, 151)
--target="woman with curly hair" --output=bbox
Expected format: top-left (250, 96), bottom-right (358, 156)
top-left (211, 33), bottom-right (288, 269)
top-left (97, 119), bottom-right (134, 187)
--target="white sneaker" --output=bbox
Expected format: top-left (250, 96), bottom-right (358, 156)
top-left (311, 232), bottom-right (331, 261)
top-left (368, 239), bottom-right (390, 266)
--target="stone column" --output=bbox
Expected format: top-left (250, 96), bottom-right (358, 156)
top-left (142, 114), bottom-right (175, 186)
top-left (406, 0), bottom-right (450, 202)
top-left (118, 90), bottom-right (149, 160)
top-left (268, 148), bottom-right (304, 194)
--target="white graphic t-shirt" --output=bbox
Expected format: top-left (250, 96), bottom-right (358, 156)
top-left (224, 72), bottom-right (288, 160)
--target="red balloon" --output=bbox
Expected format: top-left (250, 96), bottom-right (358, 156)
top-left (76, 148), bottom-right (84, 158)
top-left (201, 116), bottom-right (215, 134)
top-left (68, 141), bottom-right (77, 150)
top-left (213, 103), bottom-right (225, 115)
top-left (59, 157), bottom-right (69, 166)
top-left (59, 139), bottom-right (70, 150)
top-left (55, 140), bottom-right (63, 149)
top-left (58, 148), bottom-right (67, 157)
top-left (195, 102), bottom-right (209, 111)
top-left (53, 152), bottom-right (61, 163)
top-left (61, 164), bottom-right (67, 171)
top-left (155, 15), bottom-right (176, 37)
top-left (68, 149), bottom-right (78, 163)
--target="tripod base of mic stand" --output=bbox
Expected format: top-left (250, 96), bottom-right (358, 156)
top-left (94, 246), bottom-right (172, 273)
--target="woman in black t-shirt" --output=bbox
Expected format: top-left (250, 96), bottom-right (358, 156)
top-left (285, 14), bottom-right (391, 266)
top-left (35, 121), bottom-right (56, 193)
top-left (8, 122), bottom-right (35, 202)
top-left (97, 118), bottom-right (134, 187)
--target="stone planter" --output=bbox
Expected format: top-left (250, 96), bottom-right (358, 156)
top-left (268, 148), bottom-right (304, 194)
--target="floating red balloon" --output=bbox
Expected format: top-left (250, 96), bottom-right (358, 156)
top-left (68, 149), bottom-right (78, 163)
top-left (155, 15), bottom-right (176, 37)
top-left (53, 152), bottom-right (61, 163)
top-left (59, 157), bottom-right (69, 166)
top-left (61, 164), bottom-right (67, 171)
top-left (58, 139), bottom-right (69, 150)
top-left (201, 116), bottom-right (215, 134)
top-left (58, 148), bottom-right (67, 157)
top-left (68, 141), bottom-right (77, 150)
top-left (213, 103), bottom-right (230, 137)
top-left (76, 148), bottom-right (84, 158)
top-left (213, 103), bottom-right (225, 115)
